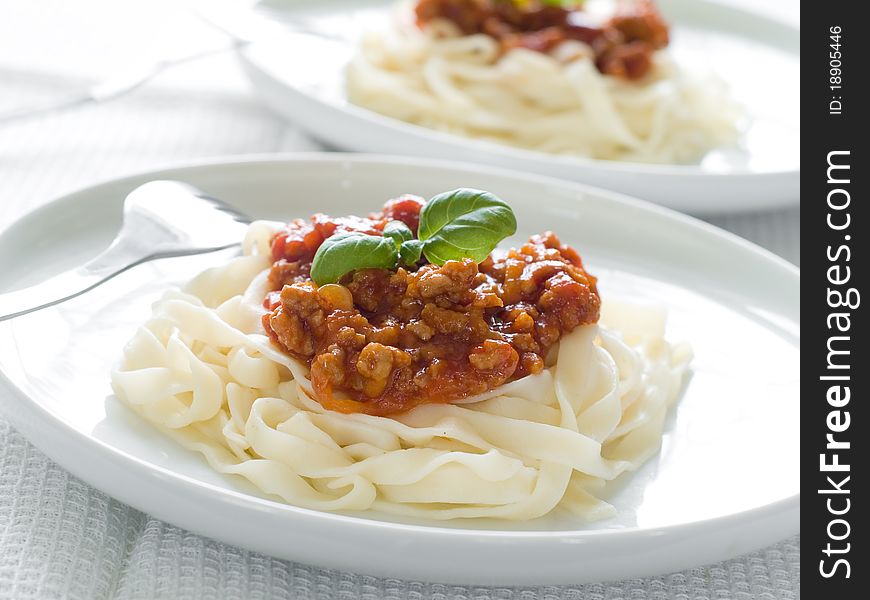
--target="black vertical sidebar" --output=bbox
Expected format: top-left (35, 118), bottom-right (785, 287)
top-left (803, 2), bottom-right (865, 597)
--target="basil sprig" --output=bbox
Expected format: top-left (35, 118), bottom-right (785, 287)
top-left (399, 239), bottom-right (424, 266)
top-left (309, 188), bottom-right (516, 285)
top-left (383, 220), bottom-right (413, 244)
top-left (417, 188), bottom-right (517, 265)
top-left (310, 233), bottom-right (398, 285)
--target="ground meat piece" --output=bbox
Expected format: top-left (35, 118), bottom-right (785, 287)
top-left (564, 23), bottom-right (610, 47)
top-left (357, 342), bottom-right (395, 380)
top-left (267, 259), bottom-right (309, 293)
top-left (421, 304), bottom-right (490, 341)
top-left (509, 332), bottom-right (539, 354)
top-left (416, 0), bottom-right (486, 34)
top-left (366, 320), bottom-right (401, 346)
top-left (608, 0), bottom-right (669, 49)
top-left (597, 40), bottom-right (654, 80)
top-left (495, 2), bottom-right (568, 30)
top-left (520, 351), bottom-right (544, 375)
top-left (265, 282), bottom-right (325, 357)
top-left (412, 259), bottom-right (478, 302)
top-left (316, 346), bottom-right (347, 387)
top-left (346, 269), bottom-right (395, 313)
top-left (356, 342), bottom-right (412, 397)
top-left (536, 231), bottom-right (584, 267)
top-left (512, 310), bottom-right (535, 332)
top-left (538, 271), bottom-right (599, 331)
top-left (334, 325), bottom-right (367, 350)
top-left (468, 339), bottom-right (516, 370)
top-left (405, 320), bottom-right (435, 342)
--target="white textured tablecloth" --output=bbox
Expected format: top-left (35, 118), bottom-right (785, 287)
top-left (0, 2), bottom-right (799, 598)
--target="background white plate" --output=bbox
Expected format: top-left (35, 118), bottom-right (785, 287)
top-left (0, 155), bottom-right (799, 585)
top-left (204, 0), bottom-right (800, 214)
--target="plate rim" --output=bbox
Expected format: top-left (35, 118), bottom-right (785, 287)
top-left (0, 153), bottom-right (800, 583)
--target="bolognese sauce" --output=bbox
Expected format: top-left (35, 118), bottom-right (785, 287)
top-left (263, 196), bottom-right (600, 416)
top-left (414, 0), bottom-right (669, 80)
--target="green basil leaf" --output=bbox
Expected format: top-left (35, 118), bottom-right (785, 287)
top-left (418, 188), bottom-right (517, 265)
top-left (383, 220), bottom-right (414, 247)
top-left (310, 233), bottom-right (398, 285)
top-left (399, 239), bottom-right (424, 266)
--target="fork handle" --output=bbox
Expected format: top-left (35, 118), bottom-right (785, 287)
top-left (0, 42), bottom-right (246, 126)
top-left (0, 240), bottom-right (153, 322)
top-left (0, 241), bottom-right (239, 322)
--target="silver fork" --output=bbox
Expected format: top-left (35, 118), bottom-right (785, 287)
top-left (0, 7), bottom-right (351, 126)
top-left (0, 181), bottom-right (251, 321)
top-left (0, 43), bottom-right (246, 126)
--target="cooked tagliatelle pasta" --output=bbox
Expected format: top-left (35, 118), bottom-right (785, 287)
top-left (346, 0), bottom-right (740, 163)
top-left (112, 211), bottom-right (691, 521)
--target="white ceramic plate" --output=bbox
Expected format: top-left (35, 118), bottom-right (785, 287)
top-left (0, 155), bottom-right (799, 585)
top-left (203, 0), bottom-right (800, 214)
